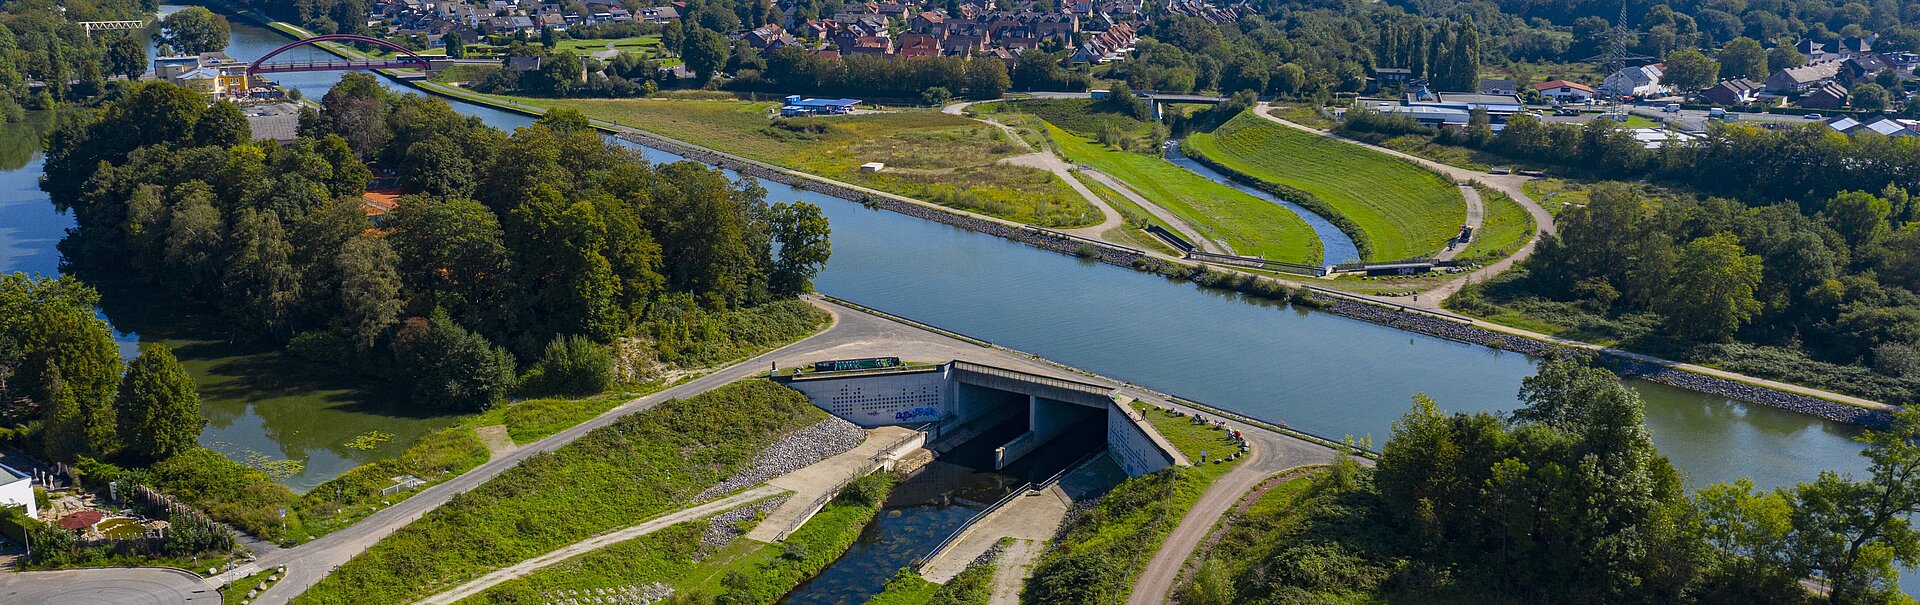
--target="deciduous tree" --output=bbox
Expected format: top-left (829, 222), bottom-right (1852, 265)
top-left (115, 345), bottom-right (204, 463)
top-left (1660, 232), bottom-right (1763, 341)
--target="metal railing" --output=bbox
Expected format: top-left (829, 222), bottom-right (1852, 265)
top-left (1186, 250), bottom-right (1328, 276)
top-left (950, 361), bottom-right (1114, 397)
top-left (912, 449), bottom-right (1108, 571)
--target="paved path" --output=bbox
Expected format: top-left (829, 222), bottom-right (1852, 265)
top-left (988, 538), bottom-right (1044, 605)
top-left (745, 426), bottom-right (918, 543)
top-left (1434, 185), bottom-right (1483, 262)
top-left (945, 100), bottom-right (1126, 238)
top-left (1077, 169), bottom-right (1230, 254)
top-left (1125, 407), bottom-right (1348, 605)
top-left (920, 486), bottom-right (1070, 583)
top-left (413, 485), bottom-right (784, 605)
top-left (233, 299), bottom-right (928, 605)
top-left (0, 567), bottom-right (220, 604)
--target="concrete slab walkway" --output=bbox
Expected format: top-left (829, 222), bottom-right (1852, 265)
top-left (919, 485), bottom-right (1069, 583)
top-left (746, 426), bottom-right (919, 543)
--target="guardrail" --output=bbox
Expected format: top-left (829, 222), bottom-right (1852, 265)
top-left (913, 449), bottom-right (1107, 571)
top-left (772, 427), bottom-right (929, 542)
top-left (1186, 250), bottom-right (1328, 277)
top-left (1145, 225), bottom-right (1196, 253)
top-left (950, 360), bottom-right (1114, 397)
top-left (1023, 225), bottom-right (1148, 256)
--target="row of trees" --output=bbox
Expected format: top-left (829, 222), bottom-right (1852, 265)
top-left (1470, 181), bottom-right (1920, 401)
top-left (1, 274), bottom-right (204, 465)
top-left (1359, 355), bottom-right (1920, 604)
top-left (0, 0), bottom-right (156, 120)
top-left (44, 77), bottom-right (831, 413)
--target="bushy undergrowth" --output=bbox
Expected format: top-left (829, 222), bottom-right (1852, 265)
top-left (458, 523), bottom-right (709, 604)
top-left (139, 448), bottom-right (306, 541)
top-left (699, 472), bottom-right (898, 604)
top-left (291, 381), bottom-right (827, 605)
top-left (1022, 468), bottom-right (1211, 605)
top-left (639, 298), bottom-right (827, 369)
top-left (299, 426), bottom-right (491, 538)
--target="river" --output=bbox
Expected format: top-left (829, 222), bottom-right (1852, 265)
top-left (0, 0), bottom-right (1878, 540)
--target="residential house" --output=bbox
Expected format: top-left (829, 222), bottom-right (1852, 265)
top-left (1533, 79), bottom-right (1595, 103)
top-left (1843, 53), bottom-right (1891, 84)
top-left (639, 6), bottom-right (679, 23)
top-left (1071, 21), bottom-right (1134, 63)
top-left (0, 463), bottom-right (34, 518)
top-left (898, 32), bottom-right (941, 59)
top-left (1765, 60), bottom-right (1843, 94)
top-left (1478, 79), bottom-right (1518, 95)
top-left (1372, 67), bottom-right (1412, 89)
top-left (746, 24), bottom-right (799, 49)
top-left (1699, 78), bottom-right (1761, 105)
top-left (1599, 63), bottom-right (1666, 98)
top-left (1800, 81), bottom-right (1850, 109)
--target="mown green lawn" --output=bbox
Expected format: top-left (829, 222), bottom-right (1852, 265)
top-left (291, 381), bottom-right (831, 605)
top-left (1046, 123), bottom-right (1321, 263)
top-left (516, 97), bottom-right (1096, 228)
top-left (1456, 186), bottom-right (1536, 263)
top-left (1185, 111), bottom-right (1466, 261)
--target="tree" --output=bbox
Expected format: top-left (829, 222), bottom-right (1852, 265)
top-left (522, 335), bottom-right (613, 396)
top-left (402, 136), bottom-right (475, 197)
top-left (1271, 63), bottom-right (1307, 97)
top-left (1717, 37), bottom-right (1768, 82)
top-left (921, 86), bottom-right (952, 106)
top-left (1659, 232), bottom-right (1763, 341)
top-left (1769, 45), bottom-right (1807, 72)
top-left (684, 28), bottom-right (730, 83)
top-left (1662, 49), bottom-right (1721, 91)
top-left (1784, 409), bottom-right (1920, 604)
top-left (768, 201), bottom-right (830, 297)
top-left (163, 182), bottom-right (226, 293)
top-left (393, 309), bottom-right (516, 411)
top-left (36, 366), bottom-right (87, 462)
top-left (536, 107), bottom-right (592, 133)
top-left (1852, 83), bottom-right (1894, 112)
top-left (223, 209), bottom-right (304, 340)
top-left (194, 101), bottom-right (252, 148)
top-left (321, 73), bottom-right (390, 157)
top-left (446, 33), bottom-right (466, 59)
top-left (116, 345), bottom-right (204, 463)
top-left (333, 236), bottom-right (404, 351)
top-left (963, 58), bottom-right (1010, 99)
top-left (0, 274), bottom-right (124, 457)
top-left (388, 196), bottom-right (511, 331)
top-left (1827, 190), bottom-right (1893, 250)
top-left (105, 33), bottom-right (147, 81)
top-left (157, 7), bottom-right (231, 55)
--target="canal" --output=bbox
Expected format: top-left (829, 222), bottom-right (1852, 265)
top-left (0, 7), bottom-right (1892, 593)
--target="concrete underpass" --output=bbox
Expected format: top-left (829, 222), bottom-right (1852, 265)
top-left (774, 360), bottom-right (1184, 478)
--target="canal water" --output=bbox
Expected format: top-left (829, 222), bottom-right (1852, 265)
top-left (1164, 141), bottom-right (1363, 265)
top-left (0, 1), bottom-right (1878, 540)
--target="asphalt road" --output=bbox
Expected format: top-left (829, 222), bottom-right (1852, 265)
top-left (0, 568), bottom-right (221, 605)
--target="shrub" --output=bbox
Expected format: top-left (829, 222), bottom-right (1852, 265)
top-left (146, 448), bottom-right (304, 541)
top-left (392, 310), bottom-right (517, 412)
top-left (521, 335), bottom-right (614, 396)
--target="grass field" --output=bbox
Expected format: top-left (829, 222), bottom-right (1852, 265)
top-left (1045, 123), bottom-right (1322, 263)
top-left (1265, 103), bottom-right (1334, 130)
top-left (1185, 111), bottom-right (1467, 261)
top-left (291, 381), bottom-right (831, 605)
top-left (551, 35), bottom-right (662, 56)
top-left (1076, 174), bottom-right (1182, 256)
top-left (1455, 186), bottom-right (1536, 263)
top-left (518, 97), bottom-right (1096, 228)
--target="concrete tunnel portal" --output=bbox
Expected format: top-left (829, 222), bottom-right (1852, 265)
top-left (771, 359), bottom-right (1182, 478)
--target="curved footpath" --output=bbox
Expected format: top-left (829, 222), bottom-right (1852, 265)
top-left (1124, 408), bottom-right (1349, 605)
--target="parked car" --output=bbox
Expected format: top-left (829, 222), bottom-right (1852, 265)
top-left (1488, 167), bottom-right (1512, 175)
top-left (1707, 107), bottom-right (1727, 119)
top-left (1554, 107), bottom-right (1580, 116)
top-left (1662, 103), bottom-right (1682, 112)
top-left (1804, 113), bottom-right (1823, 120)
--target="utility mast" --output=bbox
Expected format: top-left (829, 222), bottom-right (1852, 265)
top-left (1584, 0), bottom-right (1654, 73)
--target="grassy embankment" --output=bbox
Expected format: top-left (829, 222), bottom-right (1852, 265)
top-left (1019, 403), bottom-right (1245, 605)
top-left (454, 472), bottom-right (897, 605)
top-left (1185, 111), bottom-right (1467, 262)
top-left (1010, 102), bottom-right (1320, 263)
top-left (99, 294), bottom-right (826, 545)
top-left (511, 96), bottom-right (1097, 228)
top-left (1455, 185), bottom-right (1537, 263)
top-left (290, 380), bottom-right (833, 605)
top-left (864, 562), bottom-right (995, 605)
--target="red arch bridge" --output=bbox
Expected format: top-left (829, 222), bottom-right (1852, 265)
top-left (247, 34), bottom-right (433, 75)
